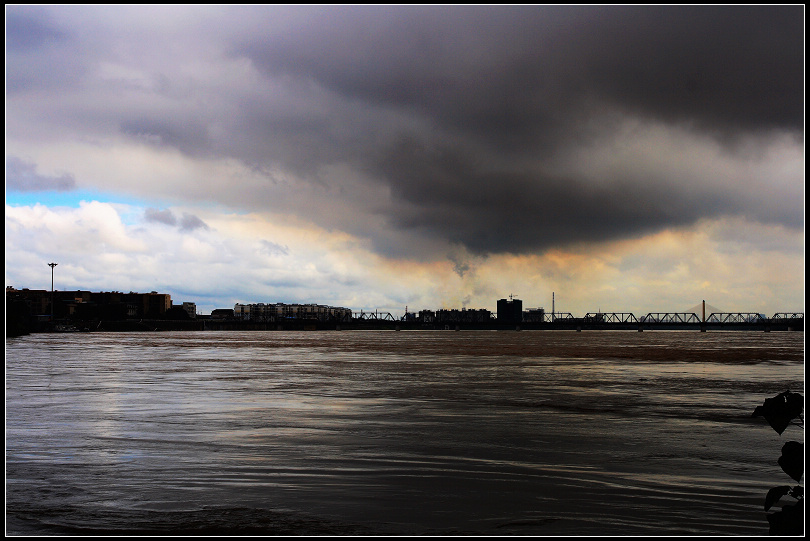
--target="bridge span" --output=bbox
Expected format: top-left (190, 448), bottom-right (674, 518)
top-left (348, 312), bottom-right (803, 332)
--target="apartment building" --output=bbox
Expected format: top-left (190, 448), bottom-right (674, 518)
top-left (233, 302), bottom-right (352, 322)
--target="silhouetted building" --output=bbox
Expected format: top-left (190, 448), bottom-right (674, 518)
top-left (5, 287), bottom-right (172, 320)
top-left (181, 302), bottom-right (197, 319)
top-left (418, 310), bottom-right (435, 323)
top-left (523, 307), bottom-right (545, 323)
top-left (435, 308), bottom-right (492, 323)
top-left (211, 308), bottom-right (234, 319)
top-left (497, 297), bottom-right (523, 324)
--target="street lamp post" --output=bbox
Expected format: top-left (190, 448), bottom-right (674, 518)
top-left (48, 262), bottom-right (58, 321)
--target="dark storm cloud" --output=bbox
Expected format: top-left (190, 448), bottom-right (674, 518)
top-left (239, 5), bottom-right (802, 145)
top-left (231, 5), bottom-right (803, 254)
top-left (576, 6), bottom-right (804, 132)
top-left (375, 138), bottom-right (727, 253)
top-left (6, 156), bottom-right (76, 192)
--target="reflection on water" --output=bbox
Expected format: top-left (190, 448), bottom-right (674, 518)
top-left (6, 330), bottom-right (804, 535)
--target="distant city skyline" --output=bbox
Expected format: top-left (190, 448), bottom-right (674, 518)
top-left (9, 283), bottom-right (798, 321)
top-left (6, 6), bottom-right (804, 318)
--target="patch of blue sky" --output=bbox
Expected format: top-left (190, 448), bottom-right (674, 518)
top-left (5, 188), bottom-right (145, 208)
top-left (8, 188), bottom-right (169, 213)
top-left (5, 189), bottom-right (160, 226)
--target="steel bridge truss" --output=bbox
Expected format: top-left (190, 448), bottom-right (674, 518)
top-left (544, 313), bottom-right (575, 322)
top-left (772, 312), bottom-right (804, 321)
top-left (342, 311), bottom-right (802, 325)
top-left (705, 313), bottom-right (767, 324)
top-left (583, 313), bottom-right (639, 324)
top-left (640, 313), bottom-right (702, 324)
top-left (354, 311), bottom-right (397, 321)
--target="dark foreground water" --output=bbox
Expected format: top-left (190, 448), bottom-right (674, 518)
top-left (6, 330), bottom-right (804, 535)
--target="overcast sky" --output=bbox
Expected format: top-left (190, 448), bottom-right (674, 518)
top-left (5, 5), bottom-right (805, 317)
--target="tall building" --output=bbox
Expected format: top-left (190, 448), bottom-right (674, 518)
top-left (497, 297), bottom-right (523, 324)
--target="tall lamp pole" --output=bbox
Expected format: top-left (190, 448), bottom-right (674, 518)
top-left (48, 262), bottom-right (58, 321)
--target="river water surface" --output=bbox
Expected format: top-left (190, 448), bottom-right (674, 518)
top-left (5, 330), bottom-right (804, 535)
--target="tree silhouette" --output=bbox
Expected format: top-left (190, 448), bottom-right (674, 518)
top-left (752, 390), bottom-right (804, 535)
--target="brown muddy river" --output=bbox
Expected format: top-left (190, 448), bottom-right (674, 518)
top-left (5, 330), bottom-right (804, 535)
